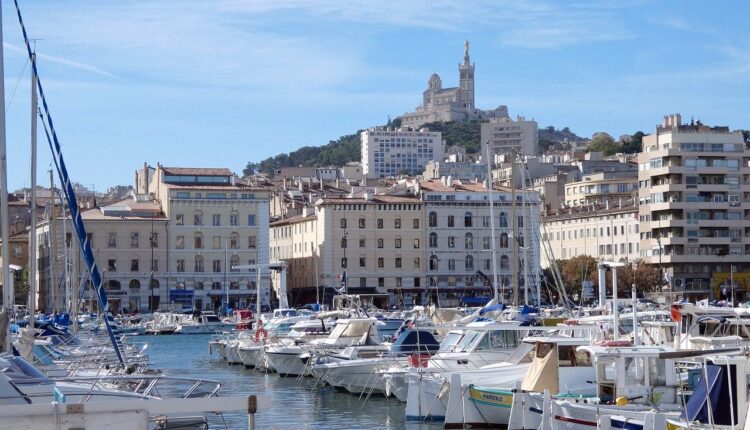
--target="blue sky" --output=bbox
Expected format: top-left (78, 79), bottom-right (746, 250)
top-left (3, 0), bottom-right (750, 191)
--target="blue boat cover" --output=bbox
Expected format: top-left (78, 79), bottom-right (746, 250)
top-left (391, 330), bottom-right (439, 354)
top-left (683, 364), bottom-right (723, 423)
top-left (478, 303), bottom-right (506, 315)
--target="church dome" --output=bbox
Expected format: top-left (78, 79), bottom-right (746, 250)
top-left (428, 73), bottom-right (442, 89)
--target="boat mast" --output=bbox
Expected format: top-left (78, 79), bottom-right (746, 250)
top-left (521, 158), bottom-right (530, 306)
top-left (510, 152), bottom-right (519, 307)
top-left (49, 169), bottom-right (58, 313)
top-left (28, 51), bottom-right (37, 330)
top-left (484, 140), bottom-right (500, 304)
top-left (0, 0), bottom-right (11, 353)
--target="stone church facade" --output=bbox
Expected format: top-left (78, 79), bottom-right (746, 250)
top-left (400, 41), bottom-right (509, 128)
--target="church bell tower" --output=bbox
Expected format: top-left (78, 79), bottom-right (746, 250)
top-left (458, 40), bottom-right (475, 109)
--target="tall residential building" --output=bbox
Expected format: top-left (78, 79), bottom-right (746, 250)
top-left (564, 171), bottom-right (638, 207)
top-left (638, 114), bottom-right (750, 300)
top-left (361, 127), bottom-right (444, 179)
top-left (399, 41), bottom-right (509, 128)
top-left (147, 165), bottom-right (271, 310)
top-left (481, 116), bottom-right (539, 157)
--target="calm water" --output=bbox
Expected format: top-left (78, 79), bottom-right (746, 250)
top-left (140, 334), bottom-right (441, 429)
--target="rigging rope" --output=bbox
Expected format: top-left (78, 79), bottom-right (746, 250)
top-left (15, 0), bottom-right (124, 367)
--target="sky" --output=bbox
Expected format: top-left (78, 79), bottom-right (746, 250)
top-left (3, 0), bottom-right (750, 191)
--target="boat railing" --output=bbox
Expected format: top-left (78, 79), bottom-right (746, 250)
top-left (52, 374), bottom-right (223, 400)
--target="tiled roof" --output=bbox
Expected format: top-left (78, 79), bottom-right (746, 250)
top-left (161, 167), bottom-right (233, 176)
top-left (418, 179), bottom-right (512, 193)
top-left (270, 213), bottom-right (317, 227)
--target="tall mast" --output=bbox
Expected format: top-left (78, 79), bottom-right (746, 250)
top-left (28, 52), bottom-right (37, 329)
top-left (510, 153), bottom-right (519, 307)
top-left (484, 141), bottom-right (499, 303)
top-left (0, 0), bottom-right (11, 353)
top-left (49, 169), bottom-right (58, 313)
top-left (521, 158), bottom-right (530, 306)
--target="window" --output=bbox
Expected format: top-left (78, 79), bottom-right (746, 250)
top-left (151, 258), bottom-right (158, 271)
top-left (130, 232), bottom-right (139, 248)
top-left (341, 258), bottom-right (347, 268)
top-left (378, 277), bottom-right (385, 288)
top-left (108, 259), bottom-right (117, 271)
top-left (429, 233), bottom-right (438, 248)
top-left (248, 236), bottom-right (256, 249)
top-left (212, 282), bottom-right (221, 290)
top-left (359, 238), bottom-right (366, 248)
top-left (395, 238), bottom-right (402, 249)
top-left (131, 259), bottom-right (139, 271)
top-left (212, 214), bottom-right (221, 226)
top-left (377, 218), bottom-right (383, 229)
top-left (482, 216), bottom-right (490, 227)
top-left (194, 282), bottom-right (204, 290)
top-left (341, 237), bottom-right (348, 248)
top-left (230, 211), bottom-right (239, 226)
top-left (429, 211), bottom-right (437, 227)
top-left (448, 236), bottom-right (455, 248)
top-left (360, 278), bottom-right (367, 288)
top-left (213, 260), bottom-right (221, 273)
top-left (176, 235), bottom-right (184, 249)
top-left (176, 214), bottom-right (184, 225)
top-left (194, 211), bottom-right (203, 226)
top-left (414, 239), bottom-right (420, 249)
top-left (464, 211), bottom-right (473, 227)
top-left (194, 256), bottom-right (204, 272)
top-left (359, 257), bottom-right (366, 268)
top-left (230, 233), bottom-right (239, 249)
top-left (129, 279), bottom-right (140, 289)
top-left (500, 255), bottom-right (509, 268)
top-left (413, 218), bottom-right (419, 229)
top-left (414, 277), bottom-right (421, 287)
top-left (448, 215), bottom-right (455, 227)
top-left (499, 212), bottom-right (508, 228)
top-left (213, 236), bottom-right (220, 249)
top-left (395, 218), bottom-right (401, 229)
top-left (150, 232), bottom-right (158, 247)
top-left (483, 237), bottom-right (491, 250)
top-left (107, 232), bottom-right (117, 248)
top-left (378, 258), bottom-right (384, 268)
top-left (448, 259), bottom-right (456, 271)
top-left (465, 255), bottom-right (474, 270)
top-left (377, 238), bottom-right (384, 248)
top-left (176, 259), bottom-right (185, 272)
top-left (359, 218), bottom-right (365, 228)
top-left (194, 233), bottom-right (204, 249)
top-left (341, 218), bottom-right (347, 229)
top-left (395, 257), bottom-right (402, 268)
top-left (465, 233), bottom-right (473, 250)
top-left (413, 258), bottom-right (420, 269)
top-left (248, 214), bottom-right (256, 226)
top-left (429, 255), bottom-right (438, 270)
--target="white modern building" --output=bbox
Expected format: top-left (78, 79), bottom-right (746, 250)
top-left (481, 116), bottom-right (539, 157)
top-left (361, 127), bottom-right (444, 179)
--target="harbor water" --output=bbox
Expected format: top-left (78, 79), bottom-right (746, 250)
top-left (142, 334), bottom-right (442, 429)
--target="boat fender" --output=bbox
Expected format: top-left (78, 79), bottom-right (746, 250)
top-left (615, 396), bottom-right (627, 406)
top-left (254, 328), bottom-right (268, 343)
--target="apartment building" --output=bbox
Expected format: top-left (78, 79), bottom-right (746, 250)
top-left (564, 170), bottom-right (638, 207)
top-left (541, 203), bottom-right (640, 268)
top-left (361, 127), bottom-right (444, 179)
top-left (481, 116), bottom-right (539, 157)
top-left (35, 197), bottom-right (168, 312)
top-left (638, 114), bottom-right (750, 299)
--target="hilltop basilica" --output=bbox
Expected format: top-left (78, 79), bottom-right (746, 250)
top-left (399, 41), bottom-right (509, 128)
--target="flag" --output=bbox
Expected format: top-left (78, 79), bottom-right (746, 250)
top-left (670, 304), bottom-right (681, 322)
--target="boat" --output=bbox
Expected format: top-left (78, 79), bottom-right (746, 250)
top-left (175, 311), bottom-right (235, 334)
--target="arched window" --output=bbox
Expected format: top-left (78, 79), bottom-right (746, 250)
top-left (429, 232), bottom-right (438, 248)
top-left (149, 279), bottom-right (159, 289)
top-left (464, 211), bottom-right (473, 227)
top-left (465, 232), bottom-right (473, 250)
top-left (128, 279), bottom-right (140, 289)
top-left (211, 281), bottom-right (222, 290)
top-left (429, 255), bottom-right (439, 271)
top-left (500, 233), bottom-right (509, 248)
top-left (194, 282), bottom-right (204, 290)
top-left (499, 212), bottom-right (508, 228)
top-left (465, 255), bottom-right (474, 270)
top-left (428, 211), bottom-right (437, 227)
top-left (106, 280), bottom-right (121, 290)
top-left (230, 255), bottom-right (240, 272)
top-left (194, 232), bottom-right (203, 249)
top-left (194, 255), bottom-right (204, 272)
top-left (500, 255), bottom-right (509, 269)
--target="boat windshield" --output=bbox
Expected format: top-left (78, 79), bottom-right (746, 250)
top-left (440, 332), bottom-right (463, 352)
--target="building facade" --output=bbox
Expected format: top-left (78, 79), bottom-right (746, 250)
top-left (638, 114), bottom-right (750, 300)
top-left (541, 204), bottom-right (640, 268)
top-left (481, 116), bottom-right (539, 157)
top-left (361, 127), bottom-right (444, 179)
top-left (564, 171), bottom-right (638, 207)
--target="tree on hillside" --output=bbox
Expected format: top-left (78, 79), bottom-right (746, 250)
top-left (621, 131), bottom-right (645, 154)
top-left (588, 132), bottom-right (621, 155)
